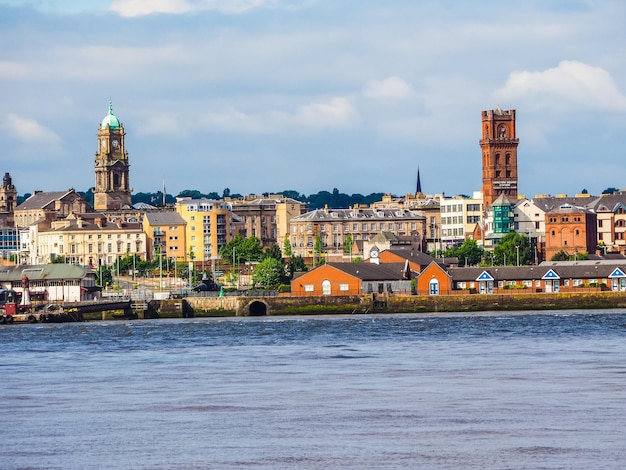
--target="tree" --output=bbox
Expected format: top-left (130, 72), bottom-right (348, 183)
top-left (493, 232), bottom-right (532, 265)
top-left (445, 239), bottom-right (484, 266)
top-left (602, 187), bottom-right (619, 195)
top-left (252, 257), bottom-right (284, 289)
top-left (551, 250), bottom-right (569, 261)
top-left (279, 190), bottom-right (303, 201)
top-left (283, 238), bottom-right (293, 257)
top-left (343, 234), bottom-right (353, 255)
top-left (220, 234), bottom-right (263, 264)
top-left (286, 255), bottom-right (308, 279)
top-left (96, 265), bottom-right (112, 287)
top-left (264, 243), bottom-right (283, 262)
top-left (314, 236), bottom-right (324, 267)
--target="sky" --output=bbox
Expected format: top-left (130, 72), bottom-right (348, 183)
top-left (1, 0), bottom-right (625, 200)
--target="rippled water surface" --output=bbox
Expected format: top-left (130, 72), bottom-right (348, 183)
top-left (2, 310), bottom-right (626, 469)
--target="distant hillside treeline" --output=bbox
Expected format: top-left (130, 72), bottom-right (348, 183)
top-left (17, 188), bottom-right (390, 211)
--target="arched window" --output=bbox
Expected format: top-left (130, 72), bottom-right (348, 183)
top-left (429, 279), bottom-right (439, 295)
top-left (322, 280), bottom-right (331, 295)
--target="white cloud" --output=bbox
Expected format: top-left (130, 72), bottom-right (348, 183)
top-left (139, 96), bottom-right (358, 136)
top-left (0, 61), bottom-right (28, 79)
top-left (109, 0), bottom-right (281, 17)
top-left (294, 97), bottom-right (357, 129)
top-left (4, 114), bottom-right (62, 144)
top-left (363, 76), bottom-right (416, 101)
top-left (493, 60), bottom-right (626, 112)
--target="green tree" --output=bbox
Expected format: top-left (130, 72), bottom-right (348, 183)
top-left (50, 255), bottom-right (67, 264)
top-left (602, 187), bottom-right (619, 195)
top-left (286, 254), bottom-right (308, 279)
top-left (220, 234), bottom-right (263, 264)
top-left (493, 232), bottom-right (532, 265)
top-left (314, 236), bottom-right (324, 267)
top-left (252, 257), bottom-right (284, 289)
top-left (343, 234), bottom-right (353, 255)
top-left (96, 265), bottom-right (112, 287)
top-left (264, 243), bottom-right (283, 262)
top-left (551, 250), bottom-right (569, 261)
top-left (283, 238), bottom-right (293, 257)
top-left (445, 239), bottom-right (484, 266)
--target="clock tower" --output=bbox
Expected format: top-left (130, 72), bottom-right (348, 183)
top-left (94, 101), bottom-right (132, 211)
top-left (480, 107), bottom-right (519, 208)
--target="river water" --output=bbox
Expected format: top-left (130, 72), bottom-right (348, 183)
top-left (2, 310), bottom-right (626, 469)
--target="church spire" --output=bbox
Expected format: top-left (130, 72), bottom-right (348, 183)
top-left (416, 166), bottom-right (422, 195)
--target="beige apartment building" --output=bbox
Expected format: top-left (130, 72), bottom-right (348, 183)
top-left (175, 198), bottom-right (243, 262)
top-left (288, 205), bottom-right (427, 259)
top-left (32, 213), bottom-right (146, 266)
top-left (227, 195), bottom-right (305, 251)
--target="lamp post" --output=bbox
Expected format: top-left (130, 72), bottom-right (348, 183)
top-left (516, 245), bottom-right (520, 266)
top-left (159, 250), bottom-right (163, 292)
top-left (233, 247), bottom-right (236, 288)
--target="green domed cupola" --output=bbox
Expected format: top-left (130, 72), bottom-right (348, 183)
top-left (101, 100), bottom-right (121, 130)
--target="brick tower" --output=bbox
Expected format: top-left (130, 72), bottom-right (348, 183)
top-left (480, 107), bottom-right (519, 208)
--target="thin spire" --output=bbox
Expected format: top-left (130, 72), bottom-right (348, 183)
top-left (416, 166), bottom-right (422, 194)
top-left (108, 99), bottom-right (114, 115)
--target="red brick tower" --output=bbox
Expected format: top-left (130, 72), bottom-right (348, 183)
top-left (480, 108), bottom-right (519, 208)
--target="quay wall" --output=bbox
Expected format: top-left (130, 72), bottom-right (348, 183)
top-left (184, 291), bottom-right (626, 317)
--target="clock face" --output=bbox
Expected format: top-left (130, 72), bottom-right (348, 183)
top-left (371, 248), bottom-right (379, 258)
top-left (112, 139), bottom-right (119, 148)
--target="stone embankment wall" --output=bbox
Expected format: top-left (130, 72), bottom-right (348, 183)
top-left (179, 292), bottom-right (626, 317)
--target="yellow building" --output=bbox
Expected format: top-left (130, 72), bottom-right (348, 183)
top-left (142, 211), bottom-right (187, 262)
top-left (175, 198), bottom-right (243, 262)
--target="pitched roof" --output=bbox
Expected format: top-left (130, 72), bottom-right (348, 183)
top-left (326, 262), bottom-right (409, 281)
top-left (143, 211), bottom-right (186, 226)
top-left (386, 248), bottom-right (436, 267)
top-left (0, 264), bottom-right (92, 282)
top-left (15, 190), bottom-right (78, 211)
top-left (448, 263), bottom-right (626, 282)
top-left (292, 207), bottom-right (426, 222)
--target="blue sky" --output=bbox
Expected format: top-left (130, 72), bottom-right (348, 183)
top-left (1, 0), bottom-right (625, 200)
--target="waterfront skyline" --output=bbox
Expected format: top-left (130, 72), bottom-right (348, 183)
top-left (1, 0), bottom-right (625, 199)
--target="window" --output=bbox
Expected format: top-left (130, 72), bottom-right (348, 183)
top-left (339, 283), bottom-right (349, 292)
top-left (304, 284), bottom-right (314, 292)
top-left (322, 280), bottom-right (331, 295)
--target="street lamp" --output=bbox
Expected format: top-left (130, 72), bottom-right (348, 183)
top-left (516, 245), bottom-right (520, 266)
